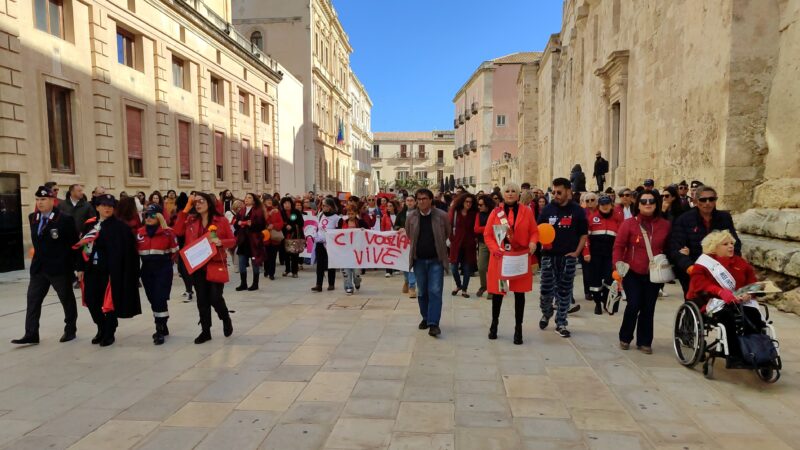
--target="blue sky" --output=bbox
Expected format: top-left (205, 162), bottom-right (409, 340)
top-left (333, 0), bottom-right (564, 132)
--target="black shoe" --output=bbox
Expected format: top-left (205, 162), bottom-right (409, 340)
top-left (223, 318), bottom-right (233, 337)
top-left (11, 334), bottom-right (39, 345)
top-left (162, 323), bottom-right (170, 336)
top-left (428, 325), bottom-right (441, 337)
top-left (488, 320), bottom-right (498, 340)
top-left (248, 277), bottom-right (259, 291)
top-left (311, 286), bottom-right (323, 292)
top-left (555, 326), bottom-right (571, 338)
top-left (514, 325), bottom-right (523, 345)
top-left (418, 319), bottom-right (429, 330)
top-left (99, 336), bottom-right (115, 347)
top-left (60, 331), bottom-right (76, 342)
top-left (568, 304), bottom-right (581, 314)
top-left (153, 333), bottom-right (165, 345)
top-left (235, 275), bottom-right (248, 291)
top-left (91, 328), bottom-right (103, 344)
top-left (327, 285), bottom-right (335, 291)
top-left (594, 303), bottom-right (603, 315)
top-left (269, 275), bottom-right (275, 280)
top-left (194, 329), bottom-right (212, 344)
top-left (539, 315), bottom-right (550, 330)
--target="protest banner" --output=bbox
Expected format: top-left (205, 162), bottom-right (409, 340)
top-left (326, 229), bottom-right (411, 271)
top-left (301, 213), bottom-right (318, 258)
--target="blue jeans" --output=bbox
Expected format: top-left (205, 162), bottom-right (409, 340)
top-left (343, 269), bottom-right (361, 291)
top-left (238, 254), bottom-right (260, 275)
top-left (414, 259), bottom-right (444, 326)
top-left (450, 262), bottom-right (473, 291)
top-left (404, 270), bottom-right (416, 289)
top-left (539, 255), bottom-right (577, 327)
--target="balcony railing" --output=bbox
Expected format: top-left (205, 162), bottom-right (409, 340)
top-left (396, 152), bottom-right (409, 159)
top-left (436, 158), bottom-right (445, 165)
top-left (471, 102), bottom-right (478, 114)
top-left (470, 140), bottom-right (477, 152)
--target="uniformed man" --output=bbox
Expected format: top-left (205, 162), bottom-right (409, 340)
top-left (12, 186), bottom-right (79, 345)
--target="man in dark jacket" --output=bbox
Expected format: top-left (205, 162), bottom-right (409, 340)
top-left (669, 186), bottom-right (741, 295)
top-left (12, 186), bottom-right (80, 345)
top-left (59, 184), bottom-right (95, 230)
top-left (592, 152), bottom-right (609, 191)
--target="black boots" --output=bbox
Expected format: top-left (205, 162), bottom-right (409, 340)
top-left (514, 325), bottom-right (523, 345)
top-left (153, 321), bottom-right (168, 345)
top-left (11, 334), bottom-right (39, 345)
top-left (195, 328), bottom-right (212, 344)
top-left (60, 328), bottom-right (76, 342)
top-left (488, 320), bottom-right (498, 340)
top-left (248, 275), bottom-right (259, 291)
top-left (91, 326), bottom-right (103, 345)
top-left (223, 317), bottom-right (233, 337)
top-left (594, 301), bottom-right (603, 315)
top-left (236, 273), bottom-right (248, 291)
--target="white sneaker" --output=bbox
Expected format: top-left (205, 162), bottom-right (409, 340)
top-left (659, 289), bottom-right (668, 297)
top-left (385, 273), bottom-right (391, 278)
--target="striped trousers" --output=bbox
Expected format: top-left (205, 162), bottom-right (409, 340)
top-left (539, 255), bottom-right (578, 327)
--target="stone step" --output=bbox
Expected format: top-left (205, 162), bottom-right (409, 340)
top-left (740, 233), bottom-right (800, 279)
top-left (734, 208), bottom-right (800, 242)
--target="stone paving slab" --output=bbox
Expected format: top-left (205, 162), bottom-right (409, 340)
top-left (0, 266), bottom-right (798, 449)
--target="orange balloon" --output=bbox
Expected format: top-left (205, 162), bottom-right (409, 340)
top-left (538, 223), bottom-right (556, 245)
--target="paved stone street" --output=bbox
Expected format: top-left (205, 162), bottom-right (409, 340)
top-left (0, 267), bottom-right (798, 450)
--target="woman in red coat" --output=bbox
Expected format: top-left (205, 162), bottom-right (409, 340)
top-left (261, 197), bottom-right (285, 280)
top-left (687, 229), bottom-right (763, 364)
top-left (483, 183), bottom-right (539, 344)
top-left (380, 199), bottom-right (401, 278)
top-left (233, 193), bottom-right (266, 291)
top-left (449, 193), bottom-right (478, 298)
top-left (173, 192), bottom-right (236, 344)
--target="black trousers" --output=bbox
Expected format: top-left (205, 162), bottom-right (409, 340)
top-left (84, 268), bottom-right (118, 338)
top-left (596, 175), bottom-right (605, 191)
top-left (191, 268), bottom-right (230, 330)
top-left (619, 272), bottom-right (662, 346)
top-left (580, 257), bottom-right (592, 297)
top-left (491, 292), bottom-right (526, 326)
top-left (677, 270), bottom-right (691, 298)
top-left (177, 256), bottom-right (193, 294)
top-left (284, 253), bottom-right (299, 275)
top-left (587, 253), bottom-right (613, 305)
top-left (263, 245), bottom-right (279, 277)
top-left (315, 243), bottom-right (336, 287)
top-left (25, 272), bottom-right (78, 336)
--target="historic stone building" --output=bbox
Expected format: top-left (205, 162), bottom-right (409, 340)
top-left (371, 131), bottom-right (455, 192)
top-left (523, 0), bottom-right (800, 307)
top-left (0, 0), bottom-right (295, 267)
top-left (233, 0), bottom-right (363, 195)
top-left (452, 52), bottom-right (539, 191)
top-left (349, 71), bottom-right (372, 197)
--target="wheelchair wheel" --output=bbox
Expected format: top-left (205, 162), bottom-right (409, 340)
top-left (757, 368), bottom-right (780, 384)
top-left (673, 302), bottom-right (705, 367)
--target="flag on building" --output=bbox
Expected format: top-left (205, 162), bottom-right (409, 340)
top-left (336, 119), bottom-right (345, 145)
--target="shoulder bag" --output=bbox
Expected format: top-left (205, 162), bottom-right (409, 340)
top-left (640, 224), bottom-right (675, 284)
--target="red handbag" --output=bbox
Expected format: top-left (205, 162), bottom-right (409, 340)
top-left (205, 254), bottom-right (229, 284)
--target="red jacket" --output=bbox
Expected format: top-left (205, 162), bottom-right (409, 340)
top-left (173, 211), bottom-right (236, 257)
top-left (135, 226), bottom-right (179, 261)
top-left (448, 209), bottom-right (477, 265)
top-left (687, 255), bottom-right (756, 307)
top-left (613, 204), bottom-right (633, 223)
top-left (262, 207), bottom-right (285, 246)
top-left (484, 204), bottom-right (538, 294)
top-left (612, 215), bottom-right (671, 276)
top-left (380, 213), bottom-right (397, 231)
top-left (583, 210), bottom-right (621, 258)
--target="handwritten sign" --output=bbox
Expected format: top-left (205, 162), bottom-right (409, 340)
top-left (326, 229), bottom-right (411, 271)
top-left (301, 213), bottom-right (318, 258)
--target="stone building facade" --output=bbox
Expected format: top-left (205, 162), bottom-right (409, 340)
top-left (522, 0), bottom-right (800, 307)
top-left (0, 0), bottom-right (288, 265)
top-left (371, 131), bottom-right (455, 192)
top-left (452, 52), bottom-right (539, 191)
top-left (233, 0), bottom-right (364, 195)
top-left (349, 71), bottom-right (372, 197)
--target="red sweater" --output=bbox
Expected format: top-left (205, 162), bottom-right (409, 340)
top-left (612, 215), bottom-right (671, 276)
top-left (686, 255), bottom-right (756, 306)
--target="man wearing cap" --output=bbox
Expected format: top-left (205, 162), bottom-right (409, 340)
top-left (689, 180), bottom-right (703, 208)
top-left (677, 180), bottom-right (691, 209)
top-left (592, 152), bottom-right (609, 191)
top-left (12, 186), bottom-right (79, 345)
top-left (643, 179), bottom-right (655, 192)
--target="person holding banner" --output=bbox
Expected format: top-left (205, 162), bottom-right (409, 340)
top-left (312, 198), bottom-right (341, 292)
top-left (173, 193), bottom-right (235, 344)
top-left (449, 193), bottom-right (478, 298)
top-left (261, 197), bottom-right (284, 280)
top-left (234, 193), bottom-right (266, 291)
top-left (484, 183), bottom-right (539, 345)
top-left (338, 206), bottom-right (367, 294)
top-left (380, 199), bottom-right (400, 278)
top-left (280, 197), bottom-right (305, 278)
top-left (396, 196), bottom-right (418, 298)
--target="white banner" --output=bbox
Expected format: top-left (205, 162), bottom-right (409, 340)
top-left (300, 213), bottom-right (318, 258)
top-left (326, 229), bottom-right (411, 271)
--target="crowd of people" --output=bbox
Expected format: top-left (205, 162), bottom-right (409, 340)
top-left (13, 170), bottom-right (763, 367)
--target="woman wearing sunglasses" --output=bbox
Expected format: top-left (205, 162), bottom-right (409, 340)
top-left (612, 191), bottom-right (671, 354)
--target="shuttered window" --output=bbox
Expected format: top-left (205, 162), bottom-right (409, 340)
top-left (241, 138), bottom-right (250, 183)
top-left (178, 120), bottom-right (191, 180)
top-left (45, 83), bottom-right (74, 173)
top-left (126, 106), bottom-right (143, 177)
top-left (263, 144), bottom-right (270, 183)
top-left (214, 131), bottom-right (224, 181)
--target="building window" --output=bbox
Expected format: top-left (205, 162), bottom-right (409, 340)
top-left (372, 144), bottom-right (380, 158)
top-left (250, 31), bottom-right (263, 51)
top-left (496, 115), bottom-right (506, 127)
top-left (45, 83), bottom-right (74, 173)
top-left (210, 76), bottom-right (223, 105)
top-left (400, 145), bottom-right (407, 158)
top-left (178, 120), bottom-right (191, 180)
top-left (238, 90), bottom-right (249, 116)
top-left (397, 171), bottom-right (409, 181)
top-left (260, 102), bottom-right (271, 124)
top-left (437, 170), bottom-right (444, 183)
top-left (376, 170), bottom-right (381, 180)
top-left (214, 131), bottom-right (224, 181)
top-left (116, 28), bottom-right (136, 68)
top-left (241, 138), bottom-right (250, 183)
top-left (172, 56), bottom-right (187, 90)
top-left (437, 149), bottom-right (444, 164)
top-left (415, 171), bottom-right (427, 180)
top-left (35, 0), bottom-right (64, 39)
top-left (418, 145), bottom-right (426, 159)
top-left (125, 106), bottom-right (144, 177)
top-left (263, 145), bottom-right (270, 183)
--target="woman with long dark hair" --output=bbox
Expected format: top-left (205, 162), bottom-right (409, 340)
top-left (312, 197), bottom-right (341, 291)
top-left (174, 193), bottom-right (194, 301)
top-left (380, 199), bottom-right (400, 278)
top-left (173, 192), bottom-right (236, 344)
top-left (148, 191), bottom-right (163, 208)
top-left (660, 185), bottom-right (684, 222)
top-left (449, 193), bottom-right (478, 298)
top-left (261, 196), bottom-right (284, 280)
top-left (234, 193), bottom-right (266, 291)
top-left (115, 196), bottom-right (141, 234)
top-left (474, 194), bottom-right (495, 297)
top-left (280, 196), bottom-right (305, 278)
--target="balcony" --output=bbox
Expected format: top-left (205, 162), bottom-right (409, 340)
top-left (465, 109), bottom-right (471, 120)
top-left (462, 144), bottom-right (469, 155)
top-left (454, 118), bottom-right (459, 129)
top-left (458, 114), bottom-right (465, 125)
top-left (470, 176), bottom-right (476, 186)
top-left (417, 152), bottom-right (426, 160)
top-left (470, 140), bottom-right (477, 152)
top-left (456, 148), bottom-right (463, 158)
top-left (471, 102), bottom-right (478, 114)
top-left (396, 152), bottom-right (410, 159)
top-left (436, 158), bottom-right (445, 166)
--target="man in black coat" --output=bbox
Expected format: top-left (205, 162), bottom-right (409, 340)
top-left (592, 152), bottom-right (609, 191)
top-left (12, 186), bottom-right (80, 345)
top-left (669, 185), bottom-right (741, 295)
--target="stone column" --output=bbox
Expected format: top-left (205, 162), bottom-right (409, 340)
top-left (88, 5), bottom-right (115, 190)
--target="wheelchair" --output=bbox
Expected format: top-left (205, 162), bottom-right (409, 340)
top-left (672, 300), bottom-right (781, 383)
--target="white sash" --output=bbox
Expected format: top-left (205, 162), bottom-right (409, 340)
top-left (695, 254), bottom-right (736, 291)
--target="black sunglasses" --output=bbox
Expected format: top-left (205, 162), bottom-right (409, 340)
top-left (697, 197), bottom-right (717, 203)
top-left (639, 198), bottom-right (657, 205)
top-left (621, 193), bottom-right (631, 197)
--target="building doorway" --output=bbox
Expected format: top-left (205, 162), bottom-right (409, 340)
top-left (0, 173), bottom-right (24, 272)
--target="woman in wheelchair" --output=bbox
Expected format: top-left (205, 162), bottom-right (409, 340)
top-left (685, 230), bottom-right (766, 367)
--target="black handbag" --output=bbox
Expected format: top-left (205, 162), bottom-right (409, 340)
top-left (735, 303), bottom-right (778, 368)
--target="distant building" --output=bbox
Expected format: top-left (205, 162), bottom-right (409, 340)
top-left (371, 131), bottom-right (455, 192)
top-left (452, 52), bottom-right (540, 191)
top-left (349, 72), bottom-right (373, 196)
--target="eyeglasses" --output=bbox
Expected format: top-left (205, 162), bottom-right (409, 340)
top-left (586, 199), bottom-right (597, 203)
top-left (415, 197), bottom-right (431, 201)
top-left (697, 196), bottom-right (717, 203)
top-left (678, 186), bottom-right (687, 190)
top-left (639, 198), bottom-right (657, 205)
top-left (145, 213), bottom-right (158, 219)
top-left (621, 193), bottom-right (631, 197)
top-left (662, 194), bottom-right (671, 198)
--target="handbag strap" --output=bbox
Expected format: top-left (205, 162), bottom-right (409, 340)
top-left (639, 223), bottom-right (655, 263)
